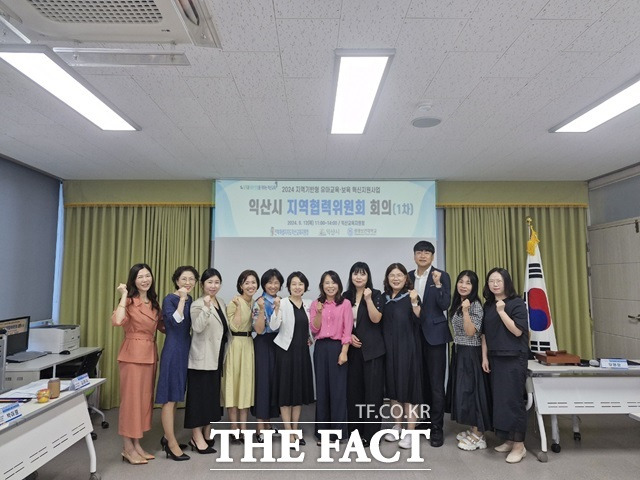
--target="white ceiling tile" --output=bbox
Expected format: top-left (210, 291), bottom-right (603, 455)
top-left (176, 46), bottom-right (232, 77)
top-left (226, 138), bottom-right (263, 159)
top-left (211, 114), bottom-right (256, 139)
top-left (152, 95), bottom-right (212, 128)
top-left (225, 52), bottom-right (283, 78)
top-left (185, 77), bottom-right (245, 115)
top-left (508, 19), bottom-right (593, 53)
top-left (425, 52), bottom-right (502, 98)
top-left (454, 16), bottom-right (531, 52)
top-left (338, 0), bottom-right (412, 48)
top-left (281, 48), bottom-right (335, 78)
top-left (567, 15), bottom-right (640, 52)
top-left (277, 19), bottom-right (340, 51)
top-left (208, 0), bottom-right (278, 51)
top-left (285, 78), bottom-right (332, 117)
top-left (471, 0), bottom-right (549, 19)
top-left (536, 0), bottom-right (618, 19)
top-left (396, 18), bottom-right (467, 51)
top-left (407, 0), bottom-right (479, 18)
top-left (274, 0), bottom-right (341, 18)
top-left (488, 50), bottom-right (554, 78)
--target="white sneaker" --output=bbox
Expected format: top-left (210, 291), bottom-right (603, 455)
top-left (457, 433), bottom-right (487, 451)
top-left (456, 429), bottom-right (472, 441)
top-left (384, 425), bottom-right (402, 442)
top-left (398, 434), bottom-right (412, 449)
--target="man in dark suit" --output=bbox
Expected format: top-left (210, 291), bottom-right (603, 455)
top-left (408, 240), bottom-right (451, 447)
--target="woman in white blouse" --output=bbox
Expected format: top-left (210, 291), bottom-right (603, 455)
top-left (270, 271), bottom-right (314, 445)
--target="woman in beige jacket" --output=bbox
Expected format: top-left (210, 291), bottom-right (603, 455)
top-left (184, 268), bottom-right (231, 454)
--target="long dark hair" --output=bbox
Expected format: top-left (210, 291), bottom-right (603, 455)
top-left (125, 263), bottom-right (160, 313)
top-left (317, 270), bottom-right (344, 305)
top-left (344, 261), bottom-right (374, 302)
top-left (482, 267), bottom-right (518, 304)
top-left (450, 270), bottom-right (480, 316)
top-left (383, 263), bottom-right (413, 296)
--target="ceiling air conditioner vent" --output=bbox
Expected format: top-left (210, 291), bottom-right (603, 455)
top-left (0, 0), bottom-right (221, 47)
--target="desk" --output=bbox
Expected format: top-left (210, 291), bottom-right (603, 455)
top-left (0, 378), bottom-right (105, 480)
top-left (527, 360), bottom-right (640, 462)
top-left (4, 347), bottom-right (102, 389)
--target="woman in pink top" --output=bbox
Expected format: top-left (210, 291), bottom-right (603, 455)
top-left (309, 270), bottom-right (353, 444)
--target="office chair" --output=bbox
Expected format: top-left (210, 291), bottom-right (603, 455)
top-left (57, 349), bottom-right (109, 439)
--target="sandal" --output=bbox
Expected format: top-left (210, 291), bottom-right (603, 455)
top-left (457, 433), bottom-right (487, 451)
top-left (456, 429), bottom-right (472, 441)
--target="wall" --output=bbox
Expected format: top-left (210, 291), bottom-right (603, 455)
top-left (589, 166), bottom-right (640, 358)
top-left (0, 158), bottom-right (60, 322)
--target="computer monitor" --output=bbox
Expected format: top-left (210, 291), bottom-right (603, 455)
top-left (0, 316), bottom-right (30, 356)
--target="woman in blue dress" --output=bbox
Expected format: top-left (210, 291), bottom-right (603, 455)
top-left (156, 266), bottom-right (198, 461)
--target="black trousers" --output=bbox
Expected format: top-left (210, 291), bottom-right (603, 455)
top-left (421, 339), bottom-right (447, 430)
top-left (314, 339), bottom-right (348, 440)
top-left (347, 349), bottom-right (385, 441)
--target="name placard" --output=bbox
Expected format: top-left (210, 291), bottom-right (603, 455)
top-left (0, 402), bottom-right (22, 426)
top-left (70, 373), bottom-right (91, 390)
top-left (600, 358), bottom-right (629, 369)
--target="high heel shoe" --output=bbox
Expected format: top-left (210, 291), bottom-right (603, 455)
top-left (160, 436), bottom-right (188, 450)
top-left (164, 444), bottom-right (190, 461)
top-left (122, 451), bottom-right (148, 465)
top-left (202, 427), bottom-right (216, 447)
top-left (189, 438), bottom-right (217, 454)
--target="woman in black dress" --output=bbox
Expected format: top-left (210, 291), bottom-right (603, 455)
top-left (381, 263), bottom-right (422, 450)
top-left (448, 270), bottom-right (492, 451)
top-left (343, 262), bottom-right (385, 448)
top-left (482, 267), bottom-right (529, 463)
top-left (270, 271), bottom-right (314, 446)
top-left (251, 268), bottom-right (284, 442)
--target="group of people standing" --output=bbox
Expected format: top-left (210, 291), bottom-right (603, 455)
top-left (111, 240), bottom-right (530, 466)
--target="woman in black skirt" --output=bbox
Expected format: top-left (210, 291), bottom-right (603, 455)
top-left (251, 268), bottom-right (284, 442)
top-left (343, 262), bottom-right (385, 448)
top-left (184, 268), bottom-right (229, 454)
top-left (448, 270), bottom-right (492, 451)
top-left (482, 267), bottom-right (529, 463)
top-left (270, 272), bottom-right (314, 446)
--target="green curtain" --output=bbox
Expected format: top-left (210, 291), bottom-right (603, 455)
top-left (60, 205), bottom-right (211, 409)
top-left (444, 206), bottom-right (592, 359)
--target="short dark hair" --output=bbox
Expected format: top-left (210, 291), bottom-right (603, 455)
top-left (286, 271), bottom-right (309, 294)
top-left (383, 263), bottom-right (413, 296)
top-left (172, 266), bottom-right (199, 289)
top-left (318, 270), bottom-right (344, 305)
top-left (413, 240), bottom-right (435, 253)
top-left (200, 268), bottom-right (222, 285)
top-left (260, 268), bottom-right (284, 291)
top-left (482, 267), bottom-right (518, 303)
top-left (237, 269), bottom-right (259, 294)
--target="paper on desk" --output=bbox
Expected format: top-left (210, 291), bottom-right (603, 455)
top-left (0, 380), bottom-right (72, 398)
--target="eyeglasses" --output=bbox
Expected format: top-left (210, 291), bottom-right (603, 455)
top-left (180, 277), bottom-right (196, 284)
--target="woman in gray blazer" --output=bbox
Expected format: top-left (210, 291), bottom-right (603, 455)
top-left (184, 268), bottom-right (231, 454)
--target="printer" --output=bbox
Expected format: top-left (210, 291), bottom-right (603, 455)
top-left (29, 325), bottom-right (81, 353)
